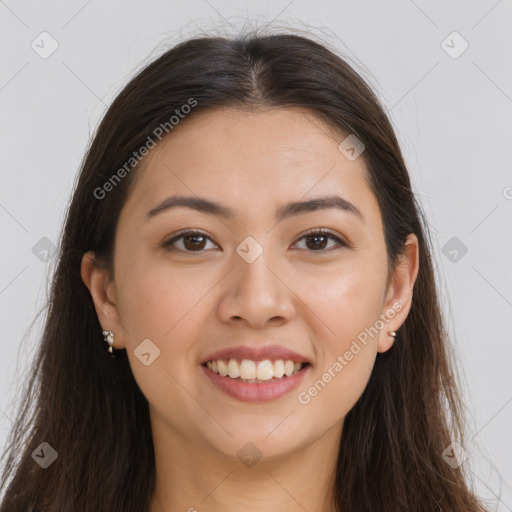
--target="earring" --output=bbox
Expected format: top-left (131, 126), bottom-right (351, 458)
top-left (388, 331), bottom-right (397, 338)
top-left (102, 330), bottom-right (115, 355)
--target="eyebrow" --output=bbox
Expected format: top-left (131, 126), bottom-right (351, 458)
top-left (144, 194), bottom-right (364, 223)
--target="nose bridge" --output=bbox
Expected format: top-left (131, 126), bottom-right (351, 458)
top-left (234, 234), bottom-right (280, 298)
top-left (217, 234), bottom-right (293, 326)
top-left (237, 239), bottom-right (273, 283)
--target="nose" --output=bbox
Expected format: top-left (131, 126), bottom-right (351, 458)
top-left (217, 247), bottom-right (295, 329)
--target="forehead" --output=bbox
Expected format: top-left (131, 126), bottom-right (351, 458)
top-left (122, 107), bottom-right (380, 226)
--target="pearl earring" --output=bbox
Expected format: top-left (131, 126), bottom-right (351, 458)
top-left (102, 330), bottom-right (115, 355)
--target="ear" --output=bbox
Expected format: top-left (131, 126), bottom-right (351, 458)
top-left (377, 233), bottom-right (420, 353)
top-left (81, 250), bottom-right (126, 350)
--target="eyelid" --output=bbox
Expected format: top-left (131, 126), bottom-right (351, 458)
top-left (295, 227), bottom-right (347, 245)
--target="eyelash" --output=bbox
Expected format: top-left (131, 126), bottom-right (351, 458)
top-left (162, 228), bottom-right (347, 254)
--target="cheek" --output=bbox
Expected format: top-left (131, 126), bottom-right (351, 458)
top-left (291, 255), bottom-right (386, 407)
top-left (115, 252), bottom-right (219, 364)
top-left (115, 256), bottom-right (211, 417)
top-left (297, 344), bottom-right (375, 436)
top-left (115, 250), bottom-right (182, 331)
top-left (295, 272), bottom-right (383, 422)
top-left (293, 257), bottom-right (387, 344)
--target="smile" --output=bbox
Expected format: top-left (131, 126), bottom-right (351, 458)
top-left (202, 358), bottom-right (309, 382)
top-left (201, 358), bottom-right (312, 402)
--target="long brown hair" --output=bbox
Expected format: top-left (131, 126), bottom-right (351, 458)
top-left (0, 28), bottom-right (489, 511)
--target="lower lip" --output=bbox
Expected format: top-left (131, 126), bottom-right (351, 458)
top-left (201, 364), bottom-right (311, 403)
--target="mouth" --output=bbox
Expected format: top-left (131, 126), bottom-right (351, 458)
top-left (201, 358), bottom-right (312, 383)
top-left (200, 358), bottom-right (312, 402)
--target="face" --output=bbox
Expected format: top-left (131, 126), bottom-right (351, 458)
top-left (82, 107), bottom-right (418, 464)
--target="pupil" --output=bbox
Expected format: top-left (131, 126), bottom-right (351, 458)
top-left (306, 234), bottom-right (327, 250)
top-left (185, 235), bottom-right (205, 250)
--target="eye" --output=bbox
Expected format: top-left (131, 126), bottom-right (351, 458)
top-left (292, 228), bottom-right (347, 252)
top-left (162, 230), bottom-right (218, 253)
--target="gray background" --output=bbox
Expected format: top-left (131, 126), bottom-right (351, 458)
top-left (1, 0), bottom-right (511, 508)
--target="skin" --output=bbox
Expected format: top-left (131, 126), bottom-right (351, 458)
top-left (81, 107), bottom-right (419, 512)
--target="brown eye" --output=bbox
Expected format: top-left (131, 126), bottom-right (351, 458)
top-left (183, 234), bottom-right (207, 251)
top-left (294, 229), bottom-right (346, 252)
top-left (163, 231), bottom-right (217, 253)
top-left (305, 233), bottom-right (329, 250)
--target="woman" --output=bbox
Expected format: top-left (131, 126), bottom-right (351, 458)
top-left (0, 29), bottom-right (489, 511)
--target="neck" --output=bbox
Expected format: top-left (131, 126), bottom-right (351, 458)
top-left (148, 410), bottom-right (342, 512)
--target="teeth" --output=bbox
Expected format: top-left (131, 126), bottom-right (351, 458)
top-left (274, 359), bottom-right (285, 378)
top-left (240, 359), bottom-right (256, 379)
top-left (227, 359), bottom-right (240, 379)
top-left (205, 358), bottom-right (305, 380)
top-left (256, 360), bottom-right (274, 381)
top-left (217, 359), bottom-right (228, 377)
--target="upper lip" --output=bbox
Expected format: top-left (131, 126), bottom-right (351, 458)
top-left (201, 343), bottom-right (311, 364)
